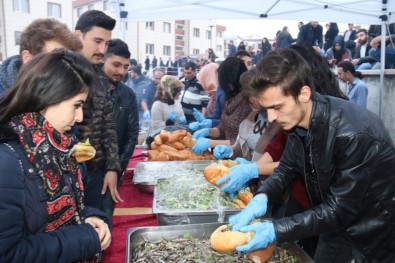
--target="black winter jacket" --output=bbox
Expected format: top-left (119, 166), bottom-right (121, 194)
top-left (258, 93), bottom-right (395, 262)
top-left (107, 79), bottom-right (139, 172)
top-left (0, 126), bottom-right (106, 262)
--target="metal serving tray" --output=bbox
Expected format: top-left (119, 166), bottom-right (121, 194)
top-left (127, 222), bottom-right (314, 263)
top-left (133, 160), bottom-right (214, 193)
top-left (153, 174), bottom-right (240, 226)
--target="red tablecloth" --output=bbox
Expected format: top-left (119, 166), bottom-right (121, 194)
top-left (104, 148), bottom-right (157, 262)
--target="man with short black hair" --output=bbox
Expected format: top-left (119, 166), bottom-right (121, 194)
top-left (180, 62), bottom-right (207, 122)
top-left (74, 10), bottom-right (123, 227)
top-left (130, 66), bottom-right (156, 126)
top-left (351, 29), bottom-right (375, 70)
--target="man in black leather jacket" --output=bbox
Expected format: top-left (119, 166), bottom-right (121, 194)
top-left (229, 48), bottom-right (395, 263)
top-left (98, 39), bottom-right (139, 229)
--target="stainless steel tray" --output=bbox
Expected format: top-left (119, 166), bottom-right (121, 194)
top-left (153, 174), bottom-right (240, 225)
top-left (127, 222), bottom-right (314, 263)
top-left (133, 160), bottom-right (214, 193)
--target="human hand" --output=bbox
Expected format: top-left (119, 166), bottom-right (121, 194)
top-left (351, 59), bottom-right (359, 65)
top-left (189, 122), bottom-right (200, 131)
top-left (370, 36), bottom-right (381, 48)
top-left (234, 157), bottom-right (252, 164)
top-left (102, 171), bottom-right (124, 203)
top-left (85, 216), bottom-right (112, 250)
top-left (191, 138), bottom-right (211, 154)
top-left (217, 163), bottom-right (259, 193)
top-left (193, 128), bottom-right (209, 139)
top-left (193, 108), bottom-right (205, 122)
top-left (169, 111), bottom-right (177, 122)
top-left (199, 119), bottom-right (212, 129)
top-left (236, 221), bottom-right (276, 253)
top-left (179, 115), bottom-right (187, 125)
top-left (143, 111), bottom-right (151, 119)
top-left (213, 145), bottom-right (233, 159)
top-left (229, 194), bottom-right (268, 231)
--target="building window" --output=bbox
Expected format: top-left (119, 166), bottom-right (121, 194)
top-left (206, 30), bottom-right (212, 39)
top-left (15, 31), bottom-right (22, 45)
top-left (193, 28), bottom-right (200, 38)
top-left (216, 31), bottom-right (223, 38)
top-left (48, 3), bottom-right (61, 18)
top-left (88, 4), bottom-right (94, 10)
top-left (77, 7), bottom-right (83, 17)
top-left (146, 44), bottom-right (154, 54)
top-left (176, 25), bottom-right (183, 30)
top-left (163, 22), bottom-right (171, 33)
top-left (13, 0), bottom-right (29, 13)
top-left (193, 49), bottom-right (200, 55)
top-left (146, 21), bottom-right (155, 31)
top-left (175, 46), bottom-right (183, 51)
top-left (176, 35), bottom-right (183, 40)
top-left (163, 45), bottom-right (171, 56)
top-left (103, 0), bottom-right (109, 10)
top-left (216, 45), bottom-right (222, 52)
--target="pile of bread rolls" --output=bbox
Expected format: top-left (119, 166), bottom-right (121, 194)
top-left (148, 129), bottom-right (214, 161)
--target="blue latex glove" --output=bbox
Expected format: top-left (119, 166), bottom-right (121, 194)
top-left (229, 194), bottom-right (268, 231)
top-left (193, 128), bottom-right (209, 139)
top-left (199, 119), bottom-right (212, 129)
top-left (213, 145), bottom-right (233, 159)
top-left (217, 163), bottom-right (259, 193)
top-left (179, 115), bottom-right (187, 125)
top-left (193, 108), bottom-right (205, 122)
top-left (169, 111), bottom-right (177, 122)
top-left (143, 110), bottom-right (151, 120)
top-left (189, 122), bottom-right (200, 132)
top-left (237, 221), bottom-right (276, 253)
top-left (191, 138), bottom-right (211, 154)
top-left (234, 157), bottom-right (252, 164)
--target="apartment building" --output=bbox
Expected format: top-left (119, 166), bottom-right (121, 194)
top-left (0, 0), bottom-right (73, 61)
top-left (73, 0), bottom-right (226, 63)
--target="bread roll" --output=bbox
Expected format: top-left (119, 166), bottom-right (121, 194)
top-left (247, 244), bottom-right (276, 263)
top-left (203, 162), bottom-right (230, 186)
top-left (73, 140), bottom-right (96, 163)
top-left (210, 225), bottom-right (254, 252)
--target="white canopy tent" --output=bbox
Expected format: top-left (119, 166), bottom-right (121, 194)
top-left (116, 0), bottom-right (395, 117)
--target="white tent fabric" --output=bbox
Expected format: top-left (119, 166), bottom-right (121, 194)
top-left (121, 0), bottom-right (395, 24)
top-left (119, 0), bottom-right (395, 117)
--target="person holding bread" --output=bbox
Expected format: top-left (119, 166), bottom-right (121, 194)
top-left (150, 75), bottom-right (187, 130)
top-left (0, 50), bottom-right (111, 262)
top-left (228, 48), bottom-right (395, 263)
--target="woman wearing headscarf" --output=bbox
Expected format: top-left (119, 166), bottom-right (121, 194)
top-left (150, 75), bottom-right (186, 130)
top-left (325, 35), bottom-right (352, 68)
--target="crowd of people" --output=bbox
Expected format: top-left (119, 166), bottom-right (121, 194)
top-left (0, 12), bottom-right (394, 263)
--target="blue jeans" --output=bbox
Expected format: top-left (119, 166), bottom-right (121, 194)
top-left (355, 62), bottom-right (373, 70)
top-left (83, 169), bottom-right (115, 231)
top-left (369, 47), bottom-right (395, 68)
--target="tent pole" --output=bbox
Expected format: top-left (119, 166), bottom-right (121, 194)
top-left (379, 17), bottom-right (387, 119)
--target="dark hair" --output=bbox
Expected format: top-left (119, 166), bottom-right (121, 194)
top-left (356, 28), bottom-right (368, 35)
top-left (240, 68), bottom-right (258, 101)
top-left (75, 10), bottom-right (116, 33)
top-left (131, 66), bottom-right (142, 75)
top-left (184, 61), bottom-right (197, 71)
top-left (218, 57), bottom-right (248, 100)
top-left (252, 48), bottom-right (312, 100)
top-left (105, 38), bottom-right (131, 59)
top-left (338, 61), bottom-right (364, 79)
top-left (290, 44), bottom-right (348, 100)
top-left (0, 50), bottom-right (94, 122)
top-left (20, 18), bottom-right (82, 55)
top-left (234, 50), bottom-right (251, 58)
top-left (130, 58), bottom-right (138, 66)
